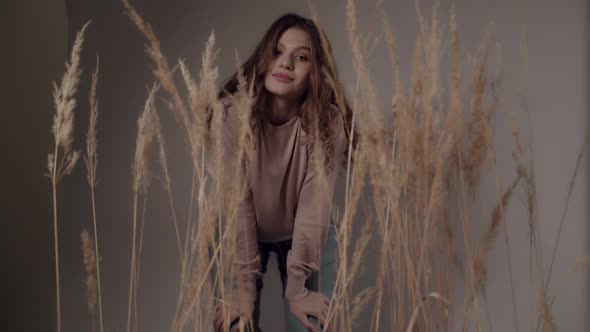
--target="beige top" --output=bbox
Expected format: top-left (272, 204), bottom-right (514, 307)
top-left (219, 97), bottom-right (346, 308)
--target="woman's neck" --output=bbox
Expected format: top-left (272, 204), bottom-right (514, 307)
top-left (267, 96), bottom-right (301, 125)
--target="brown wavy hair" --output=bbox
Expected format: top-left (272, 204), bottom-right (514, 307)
top-left (216, 13), bottom-right (359, 172)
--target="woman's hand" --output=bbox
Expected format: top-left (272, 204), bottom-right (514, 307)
top-left (287, 290), bottom-right (330, 332)
top-left (213, 301), bottom-right (253, 332)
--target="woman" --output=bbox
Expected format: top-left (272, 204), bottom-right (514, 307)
top-left (212, 13), bottom-right (357, 332)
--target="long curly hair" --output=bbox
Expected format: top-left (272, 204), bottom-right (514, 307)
top-left (216, 13), bottom-right (359, 172)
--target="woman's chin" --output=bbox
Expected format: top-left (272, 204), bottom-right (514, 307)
top-left (266, 87), bottom-right (295, 99)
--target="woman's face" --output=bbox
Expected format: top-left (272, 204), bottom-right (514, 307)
top-left (264, 27), bottom-right (312, 101)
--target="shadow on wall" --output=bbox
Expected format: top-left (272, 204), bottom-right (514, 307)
top-left (0, 0), bottom-right (67, 331)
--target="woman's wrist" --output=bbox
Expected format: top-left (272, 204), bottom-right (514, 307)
top-left (285, 276), bottom-right (309, 301)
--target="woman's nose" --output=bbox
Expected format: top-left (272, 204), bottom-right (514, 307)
top-left (279, 55), bottom-right (293, 70)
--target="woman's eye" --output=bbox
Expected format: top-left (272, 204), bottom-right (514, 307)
top-left (273, 48), bottom-right (309, 62)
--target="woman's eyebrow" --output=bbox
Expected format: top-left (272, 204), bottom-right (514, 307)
top-left (277, 41), bottom-right (311, 52)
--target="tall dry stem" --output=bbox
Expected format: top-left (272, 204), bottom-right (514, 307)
top-left (543, 131), bottom-right (590, 291)
top-left (81, 229), bottom-right (99, 332)
top-left (84, 55), bottom-right (105, 332)
top-left (127, 84), bottom-right (159, 332)
top-left (153, 108), bottom-right (184, 260)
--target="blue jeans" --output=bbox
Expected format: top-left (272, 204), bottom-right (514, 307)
top-left (227, 220), bottom-right (338, 332)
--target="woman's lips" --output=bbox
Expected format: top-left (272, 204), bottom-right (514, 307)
top-left (273, 73), bottom-right (292, 83)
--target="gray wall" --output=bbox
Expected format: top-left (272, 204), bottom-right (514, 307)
top-left (3, 0), bottom-right (587, 331)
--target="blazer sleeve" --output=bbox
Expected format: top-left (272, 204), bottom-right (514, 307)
top-left (285, 110), bottom-right (346, 300)
top-left (219, 98), bottom-right (262, 312)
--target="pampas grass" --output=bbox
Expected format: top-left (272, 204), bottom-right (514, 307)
top-left (121, 0), bottom-right (194, 146)
top-left (47, 20), bottom-right (90, 332)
